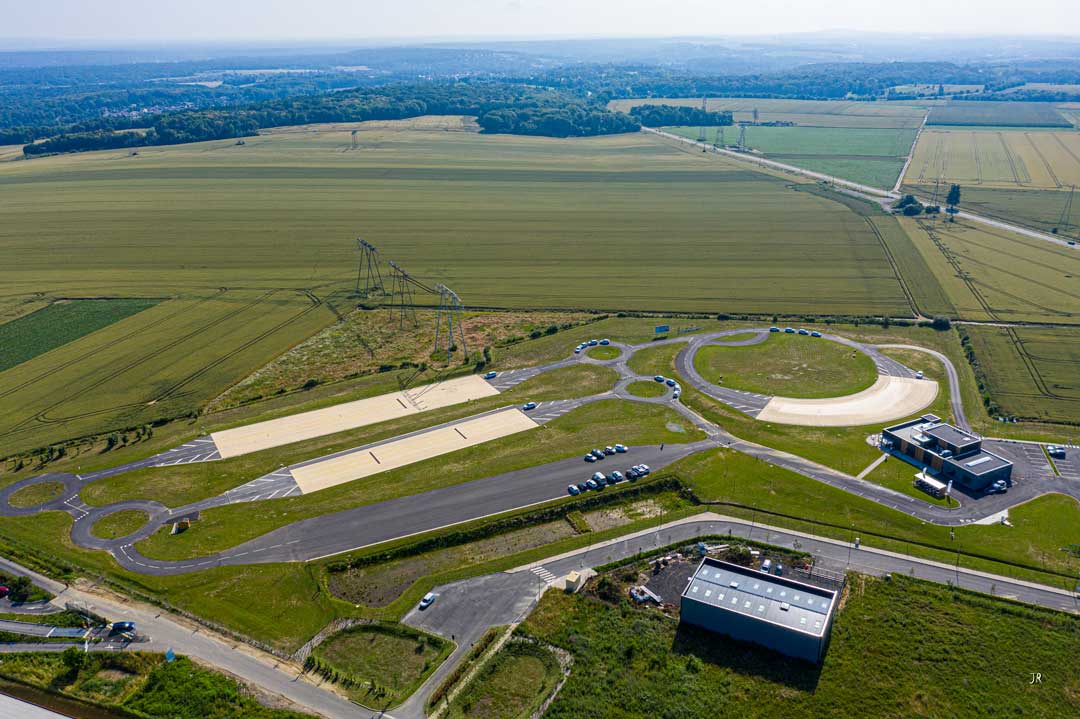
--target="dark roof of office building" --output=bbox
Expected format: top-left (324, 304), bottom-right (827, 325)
top-left (924, 424), bottom-right (979, 447)
top-left (682, 558), bottom-right (836, 638)
top-left (946, 449), bottom-right (1011, 476)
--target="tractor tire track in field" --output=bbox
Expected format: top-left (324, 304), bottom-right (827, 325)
top-left (862, 217), bottom-right (922, 318)
top-left (921, 222), bottom-right (1000, 321)
top-left (0, 289), bottom-right (227, 402)
top-left (35, 290), bottom-right (327, 426)
top-left (0, 290), bottom-right (276, 438)
top-left (1025, 133), bottom-right (1062, 188)
top-left (971, 131), bottom-right (984, 185)
top-left (1001, 326), bottom-right (1067, 401)
top-left (1051, 133), bottom-right (1080, 167)
top-left (997, 132), bottom-right (1024, 186)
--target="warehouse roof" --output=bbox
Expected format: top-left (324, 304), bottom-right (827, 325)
top-left (681, 558), bottom-right (836, 638)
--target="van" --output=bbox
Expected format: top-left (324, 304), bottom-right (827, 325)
top-left (760, 559), bottom-right (772, 573)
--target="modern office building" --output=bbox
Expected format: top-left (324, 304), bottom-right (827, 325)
top-left (881, 414), bottom-right (1012, 491)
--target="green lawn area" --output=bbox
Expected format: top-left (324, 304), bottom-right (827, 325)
top-left (134, 399), bottom-right (704, 561)
top-left (0, 299), bottom-right (160, 373)
top-left (90, 510), bottom-right (150, 540)
top-left (0, 652), bottom-right (311, 719)
top-left (8, 481), bottom-right (65, 508)
top-left (312, 624), bottom-right (452, 708)
top-left (518, 573), bottom-right (1080, 718)
top-left (444, 640), bottom-right (561, 719)
top-left (625, 380), bottom-right (667, 398)
top-left (693, 332), bottom-right (878, 398)
top-left (585, 345), bottom-right (620, 360)
top-left (0, 510), bottom-right (335, 654)
top-left (81, 363), bottom-right (618, 509)
top-left (674, 446), bottom-right (1080, 579)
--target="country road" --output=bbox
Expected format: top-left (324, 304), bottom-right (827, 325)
top-left (644, 127), bottom-right (1080, 250)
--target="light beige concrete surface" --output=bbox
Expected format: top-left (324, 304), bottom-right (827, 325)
top-left (291, 407), bottom-right (538, 494)
top-left (755, 375), bottom-right (938, 426)
top-left (212, 375), bottom-right (499, 458)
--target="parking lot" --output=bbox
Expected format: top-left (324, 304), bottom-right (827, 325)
top-left (1050, 446), bottom-right (1080, 482)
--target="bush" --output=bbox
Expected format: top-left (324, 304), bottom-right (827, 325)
top-left (931, 316), bottom-right (951, 330)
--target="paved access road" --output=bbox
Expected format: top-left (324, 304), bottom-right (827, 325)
top-left (395, 510), bottom-right (1079, 719)
top-left (3, 327), bottom-right (1072, 578)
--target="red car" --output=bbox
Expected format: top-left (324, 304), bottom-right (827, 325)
top-left (0, 586), bottom-right (9, 598)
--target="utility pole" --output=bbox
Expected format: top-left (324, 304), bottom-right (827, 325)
top-left (433, 284), bottom-right (468, 364)
top-left (355, 238), bottom-right (385, 297)
top-left (387, 261), bottom-right (418, 329)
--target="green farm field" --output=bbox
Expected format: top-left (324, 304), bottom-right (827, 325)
top-left (0, 290), bottom-right (335, 457)
top-left (664, 125), bottom-right (916, 188)
top-left (905, 128), bottom-right (1080, 190)
top-left (0, 119), bottom-right (910, 316)
top-left (893, 216), bottom-right (1080, 325)
top-left (610, 97), bottom-right (928, 128)
top-left (962, 325), bottom-right (1080, 424)
top-left (927, 100), bottom-right (1072, 127)
top-left (0, 298), bottom-right (159, 373)
top-left (952, 186), bottom-right (1080, 236)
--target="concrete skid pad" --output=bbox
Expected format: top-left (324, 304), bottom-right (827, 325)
top-left (756, 375), bottom-right (938, 426)
top-left (211, 375), bottom-right (499, 458)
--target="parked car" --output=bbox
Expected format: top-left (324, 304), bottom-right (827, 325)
top-left (567, 484), bottom-right (580, 496)
top-left (810, 331), bottom-right (822, 338)
top-left (574, 347), bottom-right (582, 354)
top-left (987, 480), bottom-right (1009, 494)
top-left (775, 564), bottom-right (784, 576)
top-left (600, 338), bottom-right (611, 345)
top-left (419, 593), bottom-right (436, 610)
top-left (522, 401), bottom-right (537, 411)
top-left (654, 375), bottom-right (666, 383)
top-left (637, 464), bottom-right (651, 475)
top-left (585, 479), bottom-right (600, 491)
top-left (1048, 445), bottom-right (1066, 458)
top-left (769, 326), bottom-right (780, 332)
top-left (760, 559), bottom-right (772, 573)
top-left (591, 449), bottom-right (606, 460)
top-left (0, 586), bottom-right (8, 598)
top-left (609, 471), bottom-right (624, 483)
top-left (577, 482), bottom-right (590, 492)
top-left (665, 378), bottom-right (677, 387)
top-left (798, 328), bottom-right (809, 335)
top-left (592, 472), bottom-right (606, 483)
top-left (484, 371), bottom-right (498, 379)
top-left (614, 443), bottom-right (628, 453)
top-left (111, 621), bottom-right (136, 634)
top-left (915, 370), bottom-right (924, 379)
top-left (603, 446), bottom-right (616, 455)
top-left (584, 454), bottom-right (596, 463)
top-left (784, 327), bottom-right (795, 333)
top-left (672, 391), bottom-right (681, 400)
top-left (627, 468), bottom-right (639, 480)
top-left (588, 339), bottom-right (599, 346)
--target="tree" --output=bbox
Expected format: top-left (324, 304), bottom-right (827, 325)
top-left (61, 646), bottom-right (88, 673)
top-left (946, 184), bottom-right (962, 208)
top-left (931, 316), bottom-right (952, 331)
top-left (8, 575), bottom-right (32, 601)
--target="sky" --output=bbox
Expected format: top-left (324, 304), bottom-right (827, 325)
top-left (2, 0), bottom-right (1078, 44)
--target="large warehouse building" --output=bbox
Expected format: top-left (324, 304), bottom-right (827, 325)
top-left (680, 557), bottom-right (838, 664)
top-left (881, 414), bottom-right (1012, 491)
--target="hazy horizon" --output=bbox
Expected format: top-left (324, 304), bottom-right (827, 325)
top-left (2, 0), bottom-right (1078, 45)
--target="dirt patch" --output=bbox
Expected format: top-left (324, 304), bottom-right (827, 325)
top-left (582, 498), bottom-right (666, 532)
top-left (93, 669), bottom-right (135, 682)
top-left (665, 422), bottom-right (686, 433)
